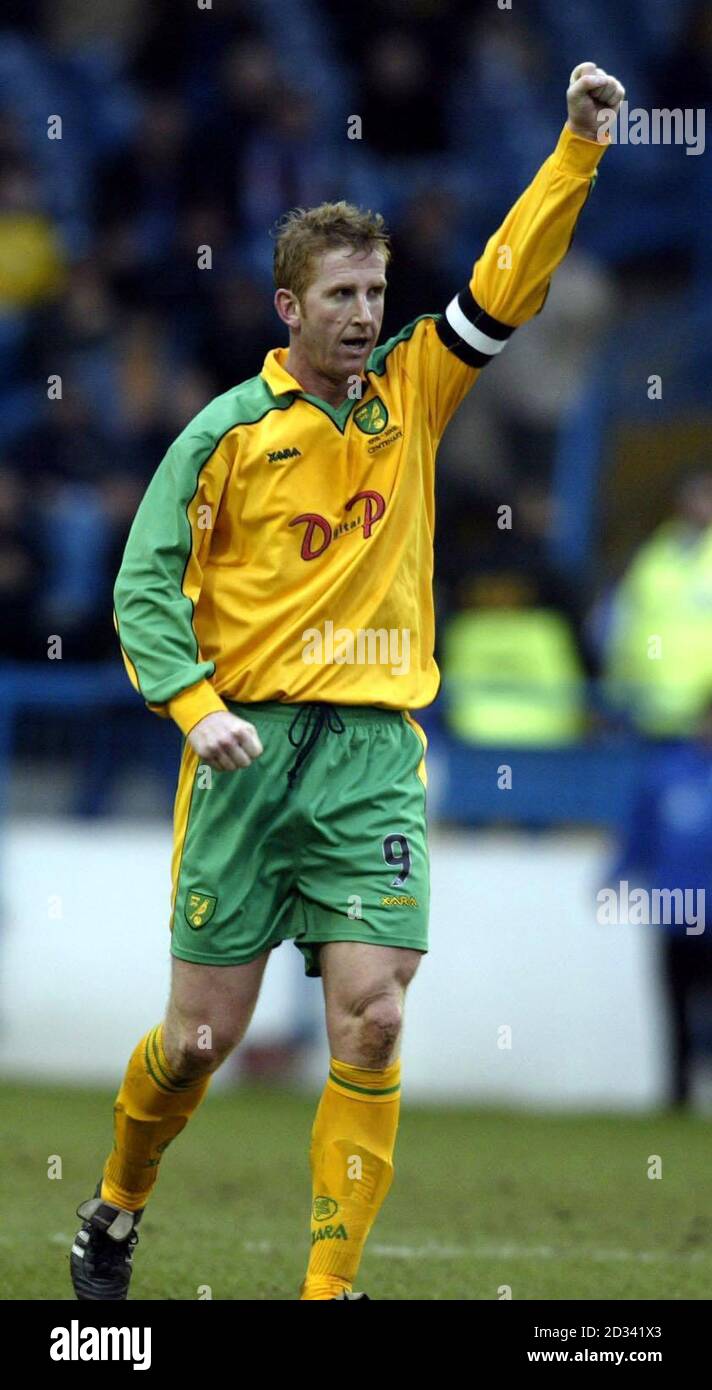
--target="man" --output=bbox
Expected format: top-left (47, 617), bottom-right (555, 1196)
top-left (607, 698), bottom-right (712, 1108)
top-left (605, 468), bottom-right (712, 737)
top-left (71, 62), bottom-right (624, 1301)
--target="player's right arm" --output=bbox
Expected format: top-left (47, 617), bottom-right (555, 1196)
top-left (113, 426), bottom-right (262, 772)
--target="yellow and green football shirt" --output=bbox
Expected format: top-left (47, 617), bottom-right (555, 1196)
top-left (113, 124), bottom-right (608, 737)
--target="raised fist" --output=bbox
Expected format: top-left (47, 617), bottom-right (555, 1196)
top-left (566, 61), bottom-right (625, 142)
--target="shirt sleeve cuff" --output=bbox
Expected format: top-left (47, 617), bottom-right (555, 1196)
top-left (167, 681), bottom-right (229, 736)
top-left (552, 122), bottom-right (610, 177)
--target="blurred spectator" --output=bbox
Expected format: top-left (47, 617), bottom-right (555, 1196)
top-left (15, 384), bottom-right (126, 659)
top-left (382, 189), bottom-right (463, 337)
top-left (440, 490), bottom-right (591, 745)
top-left (93, 92), bottom-right (195, 310)
top-left (22, 383), bottom-right (117, 491)
top-left (239, 86), bottom-right (340, 258)
top-left (605, 469), bottom-right (712, 737)
top-left (117, 332), bottom-right (218, 480)
top-left (185, 38), bottom-right (283, 234)
top-left (42, 0), bottom-right (145, 53)
top-left (129, 0), bottom-right (261, 96)
top-left (444, 252), bottom-right (615, 490)
top-left (451, 11), bottom-right (558, 211)
top-left (323, 0), bottom-right (480, 70)
top-left (609, 698), bottom-right (712, 1105)
top-left (30, 262), bottom-right (121, 432)
top-left (182, 44), bottom-right (347, 280)
top-left (0, 162), bottom-right (65, 310)
top-left (0, 465), bottom-right (44, 659)
top-left (442, 573), bottom-right (587, 746)
top-left (652, 1), bottom-right (712, 108)
top-left (356, 32), bottom-right (449, 158)
top-left (194, 271), bottom-right (279, 392)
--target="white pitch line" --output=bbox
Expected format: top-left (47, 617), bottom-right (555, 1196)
top-left (369, 1243), bottom-right (707, 1264)
top-left (243, 1239), bottom-right (707, 1265)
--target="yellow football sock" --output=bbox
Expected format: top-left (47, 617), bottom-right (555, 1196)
top-left (101, 1024), bottom-right (211, 1212)
top-left (300, 1056), bottom-right (401, 1300)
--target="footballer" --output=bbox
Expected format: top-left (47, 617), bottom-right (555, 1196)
top-left (70, 62), bottom-right (624, 1301)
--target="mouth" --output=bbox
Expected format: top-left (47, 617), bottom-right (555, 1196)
top-left (341, 336), bottom-right (370, 353)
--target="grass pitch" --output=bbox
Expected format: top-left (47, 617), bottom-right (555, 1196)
top-left (2, 1081), bottom-right (711, 1300)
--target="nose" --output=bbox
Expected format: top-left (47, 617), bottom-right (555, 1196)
top-left (352, 294), bottom-right (373, 327)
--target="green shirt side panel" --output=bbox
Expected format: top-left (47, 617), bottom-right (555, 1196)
top-left (113, 376), bottom-right (291, 706)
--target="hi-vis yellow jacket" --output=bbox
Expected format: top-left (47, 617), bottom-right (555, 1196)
top-left (114, 125), bottom-right (607, 736)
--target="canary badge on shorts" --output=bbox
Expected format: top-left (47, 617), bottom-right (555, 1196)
top-left (185, 891), bottom-right (217, 929)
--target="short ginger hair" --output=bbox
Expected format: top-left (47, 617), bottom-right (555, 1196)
top-left (272, 201), bottom-right (391, 303)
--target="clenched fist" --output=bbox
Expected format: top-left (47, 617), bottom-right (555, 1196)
top-left (566, 61), bottom-right (625, 143)
top-left (187, 710), bottom-right (264, 772)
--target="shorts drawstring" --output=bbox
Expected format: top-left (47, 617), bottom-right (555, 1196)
top-left (286, 703), bottom-right (346, 790)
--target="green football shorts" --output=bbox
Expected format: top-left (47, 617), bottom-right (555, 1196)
top-left (169, 700), bottom-right (430, 977)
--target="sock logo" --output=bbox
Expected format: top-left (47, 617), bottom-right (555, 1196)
top-left (145, 1137), bottom-right (175, 1168)
top-left (312, 1196), bottom-right (339, 1221)
top-left (311, 1223), bottom-right (348, 1245)
top-left (50, 1322), bottom-right (151, 1370)
top-left (185, 891), bottom-right (217, 929)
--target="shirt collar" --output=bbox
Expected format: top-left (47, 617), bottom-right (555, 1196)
top-left (260, 346), bottom-right (368, 403)
top-left (261, 347), bottom-right (305, 397)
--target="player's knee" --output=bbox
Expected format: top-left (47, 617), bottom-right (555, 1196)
top-left (164, 1028), bottom-right (234, 1079)
top-left (358, 995), bottom-right (403, 1065)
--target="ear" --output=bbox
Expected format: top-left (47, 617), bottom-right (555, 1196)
top-left (274, 287), bottom-right (301, 331)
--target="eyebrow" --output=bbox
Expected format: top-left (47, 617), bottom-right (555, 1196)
top-left (328, 279), bottom-right (387, 291)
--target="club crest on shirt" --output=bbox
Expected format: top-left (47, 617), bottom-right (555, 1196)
top-left (353, 396), bottom-right (388, 434)
top-left (185, 891), bottom-right (217, 929)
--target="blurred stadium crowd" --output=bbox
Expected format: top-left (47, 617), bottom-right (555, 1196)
top-left (1, 0), bottom-right (711, 747)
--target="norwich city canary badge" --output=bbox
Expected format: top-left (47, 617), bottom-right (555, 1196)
top-left (354, 396), bottom-right (388, 434)
top-left (185, 891), bottom-right (217, 929)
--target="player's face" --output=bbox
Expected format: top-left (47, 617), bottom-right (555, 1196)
top-left (299, 246), bottom-right (387, 381)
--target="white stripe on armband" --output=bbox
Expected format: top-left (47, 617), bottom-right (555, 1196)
top-left (444, 296), bottom-right (509, 356)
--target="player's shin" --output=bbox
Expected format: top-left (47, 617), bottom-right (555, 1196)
top-left (101, 1024), bottom-right (211, 1211)
top-left (300, 1057), bottom-right (401, 1300)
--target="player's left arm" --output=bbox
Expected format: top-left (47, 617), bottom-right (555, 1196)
top-left (420, 61), bottom-right (626, 439)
